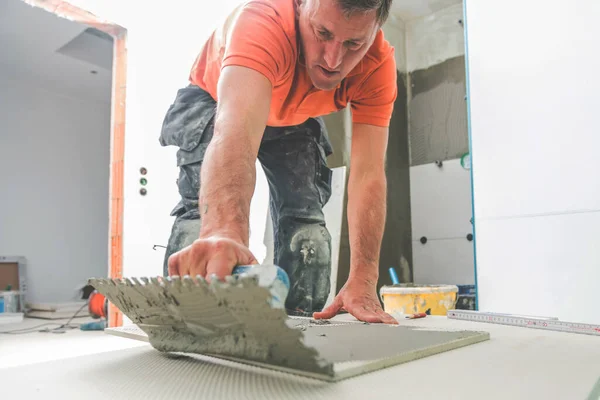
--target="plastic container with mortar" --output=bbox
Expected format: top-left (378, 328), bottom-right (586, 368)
top-left (380, 284), bottom-right (458, 316)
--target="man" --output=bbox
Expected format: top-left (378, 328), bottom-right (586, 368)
top-left (159, 0), bottom-right (398, 324)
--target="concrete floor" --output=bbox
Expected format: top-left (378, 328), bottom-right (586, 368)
top-left (0, 316), bottom-right (148, 370)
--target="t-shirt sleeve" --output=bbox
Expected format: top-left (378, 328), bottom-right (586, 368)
top-left (350, 54), bottom-right (398, 127)
top-left (221, 2), bottom-right (294, 87)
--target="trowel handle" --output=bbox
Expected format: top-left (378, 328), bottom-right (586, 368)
top-left (231, 265), bottom-right (290, 309)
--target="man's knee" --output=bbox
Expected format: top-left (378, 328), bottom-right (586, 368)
top-left (275, 218), bottom-right (332, 314)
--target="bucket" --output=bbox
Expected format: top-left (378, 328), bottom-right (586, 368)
top-left (380, 284), bottom-right (458, 316)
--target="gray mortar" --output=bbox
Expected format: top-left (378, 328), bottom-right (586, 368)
top-left (90, 276), bottom-right (334, 377)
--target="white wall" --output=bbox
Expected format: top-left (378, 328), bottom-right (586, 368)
top-left (0, 72), bottom-right (111, 303)
top-left (465, 0), bottom-right (600, 323)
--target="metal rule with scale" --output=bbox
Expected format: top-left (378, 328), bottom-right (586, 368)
top-left (447, 310), bottom-right (600, 337)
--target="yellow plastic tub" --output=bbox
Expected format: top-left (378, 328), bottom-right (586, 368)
top-left (380, 284), bottom-right (458, 316)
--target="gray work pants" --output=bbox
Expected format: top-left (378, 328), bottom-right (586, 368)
top-left (158, 84), bottom-right (334, 315)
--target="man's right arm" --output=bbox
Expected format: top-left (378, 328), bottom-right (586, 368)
top-left (167, 65), bottom-right (272, 280)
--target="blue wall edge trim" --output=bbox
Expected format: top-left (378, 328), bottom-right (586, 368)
top-left (462, 0), bottom-right (479, 311)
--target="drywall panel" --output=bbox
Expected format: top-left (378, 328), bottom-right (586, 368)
top-left (465, 0), bottom-right (600, 220)
top-left (412, 238), bottom-right (474, 285)
top-left (475, 211), bottom-right (600, 325)
top-left (410, 159), bottom-right (473, 240)
top-left (409, 56), bottom-right (468, 165)
top-left (405, 4), bottom-right (465, 72)
top-left (0, 77), bottom-right (110, 302)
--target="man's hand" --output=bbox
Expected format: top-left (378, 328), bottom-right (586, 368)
top-left (317, 123), bottom-right (395, 324)
top-left (313, 276), bottom-right (398, 324)
top-left (167, 236), bottom-right (258, 281)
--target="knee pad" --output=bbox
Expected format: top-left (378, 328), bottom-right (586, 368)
top-left (289, 223), bottom-right (331, 267)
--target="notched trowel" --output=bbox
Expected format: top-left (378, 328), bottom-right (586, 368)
top-left (88, 265), bottom-right (337, 379)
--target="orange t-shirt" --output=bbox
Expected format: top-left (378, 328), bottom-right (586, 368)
top-left (189, 0), bottom-right (397, 127)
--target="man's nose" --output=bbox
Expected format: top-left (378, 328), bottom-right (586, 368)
top-left (323, 41), bottom-right (344, 70)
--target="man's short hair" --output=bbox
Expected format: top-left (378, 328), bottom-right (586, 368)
top-left (336, 0), bottom-right (393, 26)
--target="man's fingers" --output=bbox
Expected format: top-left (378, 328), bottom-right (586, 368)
top-left (350, 305), bottom-right (398, 324)
top-left (313, 297), bottom-right (343, 320)
top-left (352, 309), bottom-right (384, 323)
top-left (376, 309), bottom-right (399, 325)
top-left (205, 255), bottom-right (235, 282)
top-left (167, 252), bottom-right (180, 276)
top-left (243, 252), bottom-right (260, 266)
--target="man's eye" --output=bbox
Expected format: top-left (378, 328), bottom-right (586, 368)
top-left (318, 30), bottom-right (330, 39)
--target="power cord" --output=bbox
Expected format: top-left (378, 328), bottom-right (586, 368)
top-left (0, 301), bottom-right (88, 335)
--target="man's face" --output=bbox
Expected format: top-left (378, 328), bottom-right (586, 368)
top-left (297, 0), bottom-right (379, 91)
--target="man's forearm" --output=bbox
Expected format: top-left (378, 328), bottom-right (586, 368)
top-left (197, 119), bottom-right (258, 247)
top-left (194, 66), bottom-right (272, 247)
top-left (347, 171), bottom-right (387, 284)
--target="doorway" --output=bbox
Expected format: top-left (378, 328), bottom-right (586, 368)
top-left (0, 0), bottom-right (126, 326)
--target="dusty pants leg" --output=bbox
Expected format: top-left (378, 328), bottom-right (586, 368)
top-left (158, 85), bottom-right (217, 276)
top-left (163, 217), bottom-right (201, 275)
top-left (258, 119), bottom-right (334, 315)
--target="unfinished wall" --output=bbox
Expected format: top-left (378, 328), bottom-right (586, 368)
top-left (380, 17), bottom-right (413, 286)
top-left (406, 4), bottom-right (468, 166)
top-left (379, 70), bottom-right (412, 286)
top-left (0, 73), bottom-right (111, 303)
top-left (403, 4), bottom-right (474, 287)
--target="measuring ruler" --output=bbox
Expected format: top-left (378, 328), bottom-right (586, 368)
top-left (447, 310), bottom-right (600, 337)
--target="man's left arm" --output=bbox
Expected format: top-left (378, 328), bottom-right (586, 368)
top-left (313, 122), bottom-right (397, 324)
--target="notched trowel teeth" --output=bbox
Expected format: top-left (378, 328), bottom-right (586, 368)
top-left (87, 275), bottom-right (334, 377)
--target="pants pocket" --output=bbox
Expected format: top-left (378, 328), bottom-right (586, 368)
top-left (159, 85), bottom-right (216, 153)
top-left (160, 85), bottom-right (216, 216)
top-left (315, 150), bottom-right (333, 206)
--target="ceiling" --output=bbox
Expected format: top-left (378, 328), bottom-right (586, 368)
top-left (0, 0), bottom-right (113, 103)
top-left (0, 0), bottom-right (460, 104)
top-left (390, 0), bottom-right (462, 21)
